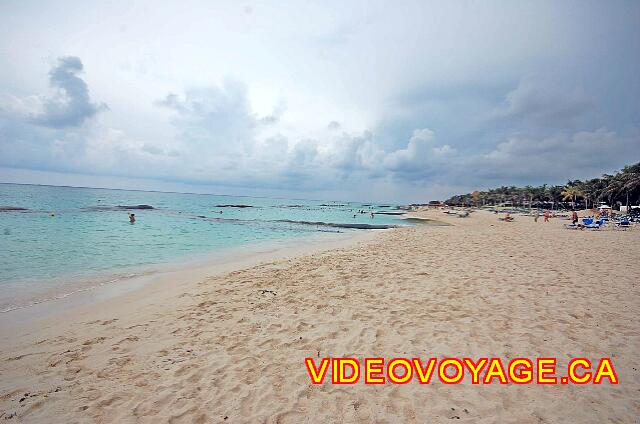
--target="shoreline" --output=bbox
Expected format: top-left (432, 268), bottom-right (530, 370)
top-left (1, 209), bottom-right (638, 423)
top-left (0, 228), bottom-right (381, 332)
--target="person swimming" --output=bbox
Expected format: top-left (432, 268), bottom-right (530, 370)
top-left (128, 213), bottom-right (136, 223)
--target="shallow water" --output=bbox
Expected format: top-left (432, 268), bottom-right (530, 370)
top-left (0, 183), bottom-right (403, 312)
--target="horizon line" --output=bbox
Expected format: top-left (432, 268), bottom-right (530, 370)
top-left (0, 181), bottom-right (400, 206)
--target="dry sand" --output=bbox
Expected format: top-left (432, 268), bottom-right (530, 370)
top-left (0, 210), bottom-right (638, 423)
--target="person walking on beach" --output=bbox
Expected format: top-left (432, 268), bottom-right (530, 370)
top-left (534, 211), bottom-right (540, 222)
top-left (571, 209), bottom-right (578, 225)
top-left (543, 210), bottom-right (550, 222)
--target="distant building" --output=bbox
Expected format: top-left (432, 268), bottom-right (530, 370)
top-left (426, 201), bottom-right (444, 209)
top-left (620, 205), bottom-right (639, 213)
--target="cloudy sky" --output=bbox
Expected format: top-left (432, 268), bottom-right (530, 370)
top-left (0, 0), bottom-right (638, 202)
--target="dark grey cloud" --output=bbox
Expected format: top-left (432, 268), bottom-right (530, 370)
top-left (32, 56), bottom-right (107, 128)
top-left (475, 128), bottom-right (637, 183)
top-left (486, 76), bottom-right (593, 130)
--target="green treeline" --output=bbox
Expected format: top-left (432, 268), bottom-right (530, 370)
top-left (445, 163), bottom-right (640, 210)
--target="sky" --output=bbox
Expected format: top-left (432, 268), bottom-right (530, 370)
top-left (0, 0), bottom-right (638, 202)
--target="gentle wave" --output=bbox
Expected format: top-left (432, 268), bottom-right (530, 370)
top-left (0, 272), bottom-right (145, 313)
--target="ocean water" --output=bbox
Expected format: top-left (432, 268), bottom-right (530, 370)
top-left (0, 183), bottom-right (404, 312)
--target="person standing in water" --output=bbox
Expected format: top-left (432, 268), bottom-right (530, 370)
top-left (128, 213), bottom-right (136, 224)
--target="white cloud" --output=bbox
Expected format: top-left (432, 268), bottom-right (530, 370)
top-left (432, 144), bottom-right (456, 157)
top-left (382, 128), bottom-right (457, 173)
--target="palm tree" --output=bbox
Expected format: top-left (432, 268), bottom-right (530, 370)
top-left (442, 162), bottom-right (640, 211)
top-left (619, 164), bottom-right (640, 210)
top-left (597, 174), bottom-right (616, 206)
top-left (522, 185), bottom-right (535, 211)
top-left (531, 185), bottom-right (546, 209)
top-left (601, 176), bottom-right (623, 209)
top-left (577, 179), bottom-right (597, 210)
top-left (548, 186), bottom-right (564, 210)
top-left (561, 185), bottom-right (582, 209)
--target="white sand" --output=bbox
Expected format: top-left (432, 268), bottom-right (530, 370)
top-left (0, 210), bottom-right (638, 423)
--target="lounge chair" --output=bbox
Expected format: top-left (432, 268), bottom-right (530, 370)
top-left (614, 220), bottom-right (633, 230)
top-left (584, 219), bottom-right (605, 230)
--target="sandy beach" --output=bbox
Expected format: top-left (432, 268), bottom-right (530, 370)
top-left (1, 210), bottom-right (638, 423)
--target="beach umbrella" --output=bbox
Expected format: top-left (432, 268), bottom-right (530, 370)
top-left (598, 205), bottom-right (612, 209)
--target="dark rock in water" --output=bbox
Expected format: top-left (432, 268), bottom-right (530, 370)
top-left (0, 206), bottom-right (29, 212)
top-left (119, 204), bottom-right (154, 210)
top-left (276, 219), bottom-right (396, 230)
top-left (336, 223), bottom-right (396, 229)
top-left (83, 204), bottom-right (155, 211)
top-left (215, 204), bottom-right (253, 208)
top-left (82, 206), bottom-right (113, 211)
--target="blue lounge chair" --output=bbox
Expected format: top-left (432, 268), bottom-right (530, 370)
top-left (585, 218), bottom-right (605, 230)
top-left (615, 219), bottom-right (633, 230)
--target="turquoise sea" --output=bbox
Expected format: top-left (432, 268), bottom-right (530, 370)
top-left (0, 183), bottom-right (405, 312)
